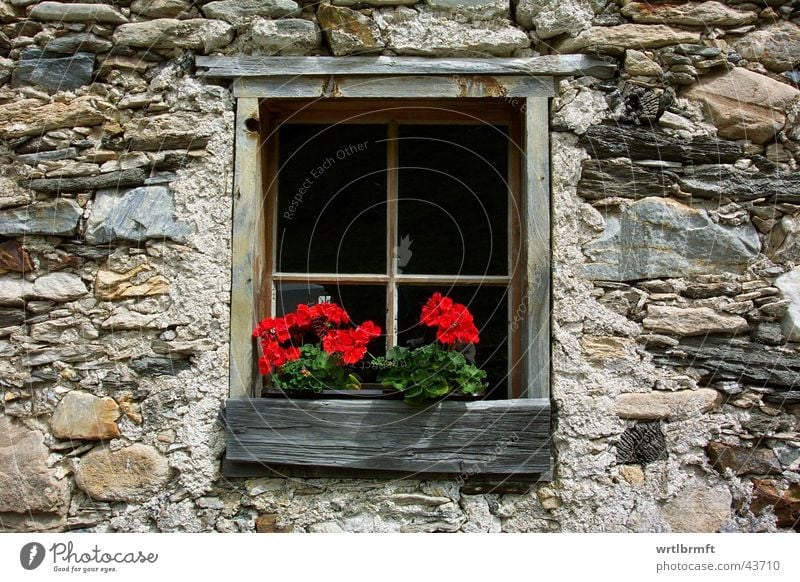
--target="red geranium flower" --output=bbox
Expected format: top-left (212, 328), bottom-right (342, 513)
top-left (420, 292), bottom-right (454, 327)
top-left (322, 321), bottom-right (382, 364)
top-left (419, 294), bottom-right (480, 346)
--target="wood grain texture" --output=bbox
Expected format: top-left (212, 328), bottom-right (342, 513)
top-left (223, 398), bottom-right (551, 474)
top-left (522, 98), bottom-right (551, 399)
top-left (197, 55), bottom-right (615, 79)
top-left (230, 98), bottom-right (264, 398)
top-left (233, 75), bottom-right (555, 99)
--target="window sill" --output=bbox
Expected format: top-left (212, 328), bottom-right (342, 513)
top-left (220, 398), bottom-right (551, 477)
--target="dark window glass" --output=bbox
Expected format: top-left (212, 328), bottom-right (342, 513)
top-left (397, 124), bottom-right (509, 276)
top-left (277, 124), bottom-right (387, 274)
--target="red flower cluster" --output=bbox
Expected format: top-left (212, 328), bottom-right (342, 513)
top-left (420, 292), bottom-right (480, 346)
top-left (253, 302), bottom-right (380, 374)
top-left (322, 321), bottom-right (382, 364)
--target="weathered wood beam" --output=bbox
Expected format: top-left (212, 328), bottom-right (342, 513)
top-left (223, 398), bottom-right (551, 474)
top-left (233, 75), bottom-right (554, 99)
top-left (196, 55), bottom-right (616, 80)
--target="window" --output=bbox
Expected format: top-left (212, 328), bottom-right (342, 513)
top-left (196, 56), bottom-right (585, 479)
top-left (266, 100), bottom-right (522, 399)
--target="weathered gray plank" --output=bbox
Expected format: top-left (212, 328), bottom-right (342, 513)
top-left (522, 98), bottom-right (551, 400)
top-left (224, 398), bottom-right (551, 474)
top-left (234, 75), bottom-right (554, 99)
top-left (196, 55), bottom-right (616, 79)
top-left (230, 98), bottom-right (264, 398)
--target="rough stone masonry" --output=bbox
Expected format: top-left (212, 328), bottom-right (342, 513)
top-left (0, 0), bottom-right (799, 533)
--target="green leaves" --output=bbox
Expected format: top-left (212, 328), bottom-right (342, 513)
top-left (376, 343), bottom-right (487, 405)
top-left (273, 344), bottom-right (362, 393)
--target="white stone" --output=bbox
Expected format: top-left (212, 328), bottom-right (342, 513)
top-left (29, 2), bottom-right (128, 24)
top-left (516, 0), bottom-right (593, 39)
top-left (251, 18), bottom-right (321, 55)
top-left (377, 6), bottom-right (529, 57)
top-left (32, 272), bottom-right (88, 302)
top-left (113, 19), bottom-right (234, 53)
top-left (775, 267), bottom-right (800, 342)
top-left (202, 0), bottom-right (300, 23)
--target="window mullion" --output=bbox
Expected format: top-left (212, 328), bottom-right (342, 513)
top-left (386, 121), bottom-right (399, 351)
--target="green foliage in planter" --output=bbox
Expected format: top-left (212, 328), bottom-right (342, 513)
top-left (375, 344), bottom-right (487, 405)
top-left (272, 344), bottom-right (361, 393)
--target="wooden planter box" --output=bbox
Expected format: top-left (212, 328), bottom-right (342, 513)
top-left (220, 397), bottom-right (550, 476)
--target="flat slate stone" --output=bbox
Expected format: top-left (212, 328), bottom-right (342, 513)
top-left (577, 158), bottom-right (676, 200)
top-left (131, 355), bottom-right (192, 376)
top-left (42, 32), bottom-right (113, 55)
top-left (28, 168), bottom-right (147, 194)
top-left (579, 123), bottom-right (742, 164)
top-left (85, 186), bottom-right (192, 244)
top-left (0, 199), bottom-right (82, 236)
top-left (649, 337), bottom-right (800, 390)
top-left (583, 197), bottom-right (760, 281)
top-left (29, 2), bottom-right (128, 24)
top-left (13, 51), bottom-right (94, 92)
top-left (677, 166), bottom-right (800, 204)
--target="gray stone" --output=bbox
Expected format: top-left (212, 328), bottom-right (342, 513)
top-left (752, 322), bottom-right (785, 346)
top-left (732, 21), bottom-right (800, 73)
top-left (30, 316), bottom-right (98, 343)
top-left (552, 24), bottom-right (700, 56)
top-left (32, 272), bottom-right (89, 302)
top-left (42, 33), bottom-right (113, 55)
top-left (0, 199), bottom-right (82, 237)
top-left (124, 111), bottom-right (214, 151)
top-left (74, 444), bottom-right (171, 502)
top-left (0, 417), bottom-right (68, 529)
top-left (579, 123), bottom-right (742, 164)
top-left (582, 197), bottom-right (760, 281)
top-left (775, 268), bottom-right (800, 342)
top-left (28, 169), bottom-right (148, 194)
top-left (677, 166), bottom-right (800, 204)
top-left (621, 1), bottom-right (756, 27)
top-left (516, 0), bottom-right (593, 38)
top-left (426, 0), bottom-right (509, 19)
top-left (51, 391), bottom-right (121, 441)
top-left (13, 50), bottom-right (94, 92)
top-left (202, 0), bottom-right (300, 23)
top-left (15, 147), bottom-right (80, 164)
top-left (318, 4), bottom-right (384, 56)
top-left (29, 2), bottom-right (128, 24)
top-left (766, 215), bottom-right (800, 263)
top-left (131, 355), bottom-right (192, 376)
top-left (251, 18), bottom-right (321, 55)
top-left (131, 0), bottom-right (193, 18)
top-left (576, 158), bottom-right (675, 201)
top-left (378, 6), bottom-right (529, 57)
top-left (616, 389), bottom-right (721, 420)
top-left (86, 186), bottom-right (192, 244)
top-left (113, 19), bottom-right (234, 53)
top-left (682, 67), bottom-right (800, 144)
top-left (643, 305), bottom-right (749, 337)
top-left (662, 479), bottom-right (731, 533)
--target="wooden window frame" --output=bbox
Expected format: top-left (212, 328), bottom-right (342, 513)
top-left (265, 99), bottom-right (523, 397)
top-left (198, 56), bottom-right (615, 480)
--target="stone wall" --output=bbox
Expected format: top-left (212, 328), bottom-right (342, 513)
top-left (1, 0), bottom-right (799, 533)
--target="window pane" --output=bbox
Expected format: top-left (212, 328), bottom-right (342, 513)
top-left (277, 124), bottom-right (387, 274)
top-left (396, 285), bottom-right (509, 399)
top-left (397, 125), bottom-right (509, 276)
